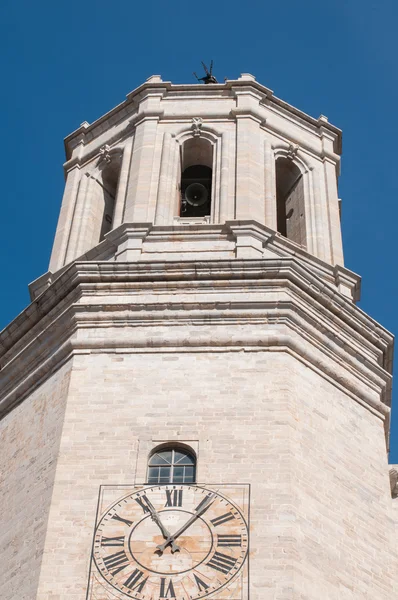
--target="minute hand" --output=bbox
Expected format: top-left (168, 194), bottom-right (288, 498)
top-left (156, 494), bottom-right (215, 554)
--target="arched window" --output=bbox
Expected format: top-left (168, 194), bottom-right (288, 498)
top-left (147, 447), bottom-right (196, 484)
top-left (275, 157), bottom-right (306, 247)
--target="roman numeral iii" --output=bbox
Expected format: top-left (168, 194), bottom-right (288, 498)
top-left (217, 534), bottom-right (242, 547)
top-left (165, 489), bottom-right (183, 507)
top-left (207, 551), bottom-right (237, 574)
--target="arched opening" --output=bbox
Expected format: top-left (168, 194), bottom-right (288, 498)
top-left (275, 157), bottom-right (306, 247)
top-left (179, 137), bottom-right (213, 218)
top-left (147, 445), bottom-right (196, 484)
top-left (98, 157), bottom-right (121, 241)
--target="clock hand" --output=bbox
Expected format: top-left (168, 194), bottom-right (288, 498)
top-left (156, 493), bottom-right (215, 554)
top-left (144, 496), bottom-right (180, 553)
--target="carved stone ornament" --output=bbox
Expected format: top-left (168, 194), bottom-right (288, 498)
top-left (99, 144), bottom-right (112, 164)
top-left (390, 468), bottom-right (398, 498)
top-left (287, 143), bottom-right (299, 160)
top-left (191, 117), bottom-right (203, 137)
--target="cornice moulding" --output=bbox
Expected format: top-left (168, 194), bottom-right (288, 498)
top-left (63, 79), bottom-right (342, 160)
top-left (0, 312), bottom-right (389, 430)
top-left (30, 221), bottom-right (360, 301)
top-left (1, 259), bottom-right (392, 425)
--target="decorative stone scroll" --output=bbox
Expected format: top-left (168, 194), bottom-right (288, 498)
top-left (98, 144), bottom-right (112, 164)
top-left (191, 117), bottom-right (203, 137)
top-left (287, 143), bottom-right (299, 160)
top-left (390, 468), bottom-right (398, 498)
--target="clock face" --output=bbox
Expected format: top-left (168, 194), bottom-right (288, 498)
top-left (93, 485), bottom-right (249, 600)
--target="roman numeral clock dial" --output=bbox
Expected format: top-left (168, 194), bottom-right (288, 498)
top-left (91, 485), bottom-right (249, 600)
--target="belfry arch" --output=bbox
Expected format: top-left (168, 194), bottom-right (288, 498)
top-left (97, 155), bottom-right (122, 240)
top-left (275, 155), bottom-right (307, 247)
top-left (179, 136), bottom-right (213, 218)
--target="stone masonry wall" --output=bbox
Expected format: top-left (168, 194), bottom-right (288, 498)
top-left (33, 351), bottom-right (396, 600)
top-left (288, 358), bottom-right (396, 598)
top-left (0, 361), bottom-right (72, 600)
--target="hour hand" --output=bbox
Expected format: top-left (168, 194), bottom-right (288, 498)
top-left (156, 493), bottom-right (215, 554)
top-left (144, 497), bottom-right (180, 553)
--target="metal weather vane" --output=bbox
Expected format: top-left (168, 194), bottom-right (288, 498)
top-left (193, 61), bottom-right (218, 84)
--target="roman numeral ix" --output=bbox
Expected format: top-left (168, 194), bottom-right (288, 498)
top-left (207, 551), bottom-right (237, 574)
top-left (165, 489), bottom-right (183, 507)
top-left (103, 551), bottom-right (130, 575)
top-left (210, 512), bottom-right (235, 527)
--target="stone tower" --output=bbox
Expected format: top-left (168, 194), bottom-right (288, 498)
top-left (0, 73), bottom-right (397, 600)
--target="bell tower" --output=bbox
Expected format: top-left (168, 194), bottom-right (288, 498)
top-left (1, 73), bottom-right (397, 600)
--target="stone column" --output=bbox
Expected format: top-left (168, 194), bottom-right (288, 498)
top-left (264, 138), bottom-right (277, 230)
top-left (113, 138), bottom-right (133, 228)
top-left (154, 132), bottom-right (172, 225)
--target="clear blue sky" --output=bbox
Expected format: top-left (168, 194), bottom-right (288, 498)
top-left (1, 0), bottom-right (397, 460)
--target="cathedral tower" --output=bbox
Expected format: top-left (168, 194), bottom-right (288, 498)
top-left (0, 73), bottom-right (397, 600)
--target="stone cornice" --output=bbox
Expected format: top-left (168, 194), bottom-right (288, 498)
top-left (30, 221), bottom-right (360, 301)
top-left (63, 76), bottom-right (342, 160)
top-left (1, 259), bottom-right (393, 433)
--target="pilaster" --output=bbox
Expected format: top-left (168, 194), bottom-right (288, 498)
top-left (264, 138), bottom-right (277, 230)
top-left (233, 87), bottom-right (265, 223)
top-left (124, 91), bottom-right (164, 222)
top-left (49, 165), bottom-right (82, 272)
top-left (155, 132), bottom-right (173, 225)
top-left (113, 137), bottom-right (133, 228)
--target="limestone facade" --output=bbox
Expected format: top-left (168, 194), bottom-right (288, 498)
top-left (0, 74), bottom-right (396, 600)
